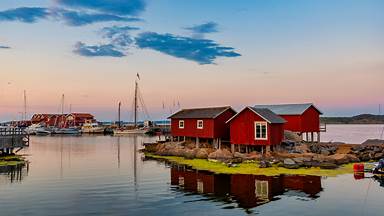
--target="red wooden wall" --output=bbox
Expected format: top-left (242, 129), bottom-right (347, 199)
top-left (280, 106), bottom-right (320, 133)
top-left (171, 109), bottom-right (235, 139)
top-left (229, 108), bottom-right (284, 146)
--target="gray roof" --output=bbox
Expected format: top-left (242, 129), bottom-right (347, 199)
top-left (249, 107), bottom-right (286, 123)
top-left (168, 106), bottom-right (235, 119)
top-left (253, 103), bottom-right (323, 115)
top-left (226, 107), bottom-right (286, 124)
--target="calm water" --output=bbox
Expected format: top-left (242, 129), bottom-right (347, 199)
top-left (322, 124), bottom-right (384, 144)
top-left (0, 125), bottom-right (383, 216)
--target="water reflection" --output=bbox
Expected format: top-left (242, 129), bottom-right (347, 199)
top-left (0, 163), bottom-right (29, 185)
top-left (171, 166), bottom-right (322, 209)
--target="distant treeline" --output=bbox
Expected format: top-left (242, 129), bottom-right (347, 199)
top-left (321, 114), bottom-right (384, 124)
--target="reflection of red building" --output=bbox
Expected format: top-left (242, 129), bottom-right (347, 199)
top-left (31, 113), bottom-right (95, 127)
top-left (170, 167), bottom-right (322, 209)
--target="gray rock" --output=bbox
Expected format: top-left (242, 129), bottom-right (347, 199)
top-left (259, 161), bottom-right (272, 168)
top-left (283, 158), bottom-right (300, 169)
top-left (319, 163), bottom-right (338, 169)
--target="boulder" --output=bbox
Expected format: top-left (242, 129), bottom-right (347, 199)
top-left (259, 160), bottom-right (272, 168)
top-left (234, 152), bottom-right (247, 159)
top-left (245, 151), bottom-right (262, 161)
top-left (362, 139), bottom-right (384, 145)
top-left (283, 158), bottom-right (300, 169)
top-left (194, 148), bottom-right (209, 159)
top-left (320, 150), bottom-right (331, 156)
top-left (319, 163), bottom-right (338, 169)
top-left (208, 149), bottom-right (233, 162)
top-left (183, 149), bottom-right (195, 159)
top-left (327, 154), bottom-right (350, 165)
top-left (374, 152), bottom-right (384, 160)
top-left (346, 154), bottom-right (360, 163)
top-left (284, 130), bottom-right (302, 142)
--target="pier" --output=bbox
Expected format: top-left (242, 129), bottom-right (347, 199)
top-left (0, 128), bottom-right (29, 154)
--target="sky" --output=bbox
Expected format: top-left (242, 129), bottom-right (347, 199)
top-left (0, 0), bottom-right (383, 121)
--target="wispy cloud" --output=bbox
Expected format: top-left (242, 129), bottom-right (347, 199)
top-left (0, 7), bottom-right (49, 23)
top-left (101, 25), bottom-right (139, 47)
top-left (135, 32), bottom-right (241, 64)
top-left (0, 45), bottom-right (11, 49)
top-left (73, 42), bottom-right (125, 57)
top-left (185, 22), bottom-right (219, 34)
top-left (52, 9), bottom-right (140, 26)
top-left (55, 0), bottom-right (146, 16)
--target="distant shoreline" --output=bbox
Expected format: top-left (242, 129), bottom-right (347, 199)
top-left (321, 114), bottom-right (384, 124)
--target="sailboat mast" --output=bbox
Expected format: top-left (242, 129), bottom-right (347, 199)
top-left (61, 94), bottom-right (65, 127)
top-left (118, 101), bottom-right (121, 127)
top-left (134, 81), bottom-right (138, 128)
top-left (23, 90), bottom-right (27, 121)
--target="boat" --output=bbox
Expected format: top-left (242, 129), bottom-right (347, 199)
top-left (113, 74), bottom-right (151, 135)
top-left (81, 121), bottom-right (104, 133)
top-left (25, 123), bottom-right (45, 135)
top-left (52, 127), bottom-right (81, 135)
top-left (35, 127), bottom-right (52, 136)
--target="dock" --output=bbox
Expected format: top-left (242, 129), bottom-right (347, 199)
top-left (0, 128), bottom-right (29, 154)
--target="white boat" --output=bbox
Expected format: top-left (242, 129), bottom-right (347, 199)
top-left (81, 122), bottom-right (104, 133)
top-left (52, 127), bottom-right (81, 135)
top-left (25, 124), bottom-right (45, 135)
top-left (113, 127), bottom-right (149, 135)
top-left (35, 127), bottom-right (52, 136)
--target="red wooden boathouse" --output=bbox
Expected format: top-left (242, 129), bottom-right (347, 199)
top-left (226, 107), bottom-right (286, 153)
top-left (169, 106), bottom-right (237, 148)
top-left (253, 103), bottom-right (323, 142)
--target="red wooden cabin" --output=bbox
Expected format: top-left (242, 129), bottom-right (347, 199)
top-left (169, 106), bottom-right (237, 148)
top-left (253, 103), bottom-right (323, 142)
top-left (226, 107), bottom-right (286, 153)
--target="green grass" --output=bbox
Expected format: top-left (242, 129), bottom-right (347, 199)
top-left (146, 153), bottom-right (355, 177)
top-left (0, 155), bottom-right (26, 167)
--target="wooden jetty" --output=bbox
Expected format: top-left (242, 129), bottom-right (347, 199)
top-left (0, 128), bottom-right (29, 154)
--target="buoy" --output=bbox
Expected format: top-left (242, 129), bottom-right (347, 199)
top-left (353, 163), bottom-right (364, 172)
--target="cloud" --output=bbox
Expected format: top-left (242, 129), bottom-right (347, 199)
top-left (101, 25), bottom-right (139, 47)
top-left (185, 22), bottom-right (219, 34)
top-left (135, 32), bottom-right (241, 64)
top-left (0, 45), bottom-right (11, 49)
top-left (52, 9), bottom-right (140, 26)
top-left (73, 42), bottom-right (125, 57)
top-left (0, 7), bottom-right (49, 23)
top-left (55, 0), bottom-right (146, 16)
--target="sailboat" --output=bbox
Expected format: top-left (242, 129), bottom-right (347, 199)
top-left (113, 75), bottom-right (150, 135)
top-left (51, 94), bottom-right (81, 135)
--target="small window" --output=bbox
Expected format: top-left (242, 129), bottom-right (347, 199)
top-left (255, 122), bottom-right (267, 140)
top-left (255, 180), bottom-right (269, 198)
top-left (179, 120), bottom-right (184, 129)
top-left (197, 120), bottom-right (203, 129)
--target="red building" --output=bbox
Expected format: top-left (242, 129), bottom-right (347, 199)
top-left (31, 113), bottom-right (95, 127)
top-left (226, 107), bottom-right (286, 153)
top-left (253, 103), bottom-right (323, 142)
top-left (169, 106), bottom-right (237, 148)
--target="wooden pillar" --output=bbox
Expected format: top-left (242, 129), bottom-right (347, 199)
top-left (177, 136), bottom-right (180, 142)
top-left (238, 144), bottom-right (241, 153)
top-left (317, 132), bottom-right (320, 143)
top-left (246, 145), bottom-right (249, 154)
top-left (218, 138), bottom-right (221, 149)
top-left (231, 144), bottom-right (235, 153)
top-left (311, 132), bottom-right (314, 143)
top-left (184, 136), bottom-right (186, 141)
top-left (196, 137), bottom-right (200, 148)
top-left (266, 145), bottom-right (271, 153)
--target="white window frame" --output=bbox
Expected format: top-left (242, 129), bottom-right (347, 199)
top-left (178, 120), bottom-right (184, 129)
top-left (254, 121), bottom-right (268, 140)
top-left (197, 120), bottom-right (204, 129)
top-left (255, 180), bottom-right (269, 198)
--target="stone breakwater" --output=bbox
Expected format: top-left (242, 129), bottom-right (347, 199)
top-left (143, 141), bottom-right (384, 170)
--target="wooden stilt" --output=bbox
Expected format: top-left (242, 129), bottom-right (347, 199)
top-left (218, 138), bottom-right (221, 149)
top-left (311, 132), bottom-right (314, 143)
top-left (196, 137), bottom-right (200, 148)
top-left (317, 132), bottom-right (320, 143)
top-left (231, 144), bottom-right (235, 153)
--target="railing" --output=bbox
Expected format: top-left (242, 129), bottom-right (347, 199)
top-left (320, 123), bottom-right (327, 132)
top-left (0, 128), bottom-right (29, 149)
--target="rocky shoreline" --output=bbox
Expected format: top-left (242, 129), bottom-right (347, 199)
top-left (143, 139), bottom-right (384, 170)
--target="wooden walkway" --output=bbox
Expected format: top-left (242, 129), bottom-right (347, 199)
top-left (0, 128), bottom-right (29, 154)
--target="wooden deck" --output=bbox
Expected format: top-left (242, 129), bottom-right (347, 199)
top-left (0, 128), bottom-right (29, 153)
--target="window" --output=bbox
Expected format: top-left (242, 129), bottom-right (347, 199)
top-left (197, 120), bottom-right (203, 129)
top-left (179, 120), bottom-right (184, 129)
top-left (255, 122), bottom-right (267, 140)
top-left (255, 180), bottom-right (269, 199)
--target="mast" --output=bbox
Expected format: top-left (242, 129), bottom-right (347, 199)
top-left (61, 94), bottom-right (65, 127)
top-left (23, 90), bottom-right (27, 121)
top-left (118, 101), bottom-right (121, 128)
top-left (134, 81), bottom-right (138, 128)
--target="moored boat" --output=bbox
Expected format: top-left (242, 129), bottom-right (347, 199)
top-left (81, 121), bottom-right (104, 133)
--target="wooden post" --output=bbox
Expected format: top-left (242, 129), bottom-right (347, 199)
top-left (218, 138), bottom-right (221, 149)
top-left (231, 144), bottom-right (235, 153)
top-left (238, 144), bottom-right (241, 153)
top-left (246, 145), bottom-right (249, 154)
top-left (266, 145), bottom-right (271, 153)
top-left (311, 132), bottom-right (314, 143)
top-left (317, 132), bottom-right (320, 143)
top-left (196, 137), bottom-right (200, 148)
top-left (184, 136), bottom-right (186, 141)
